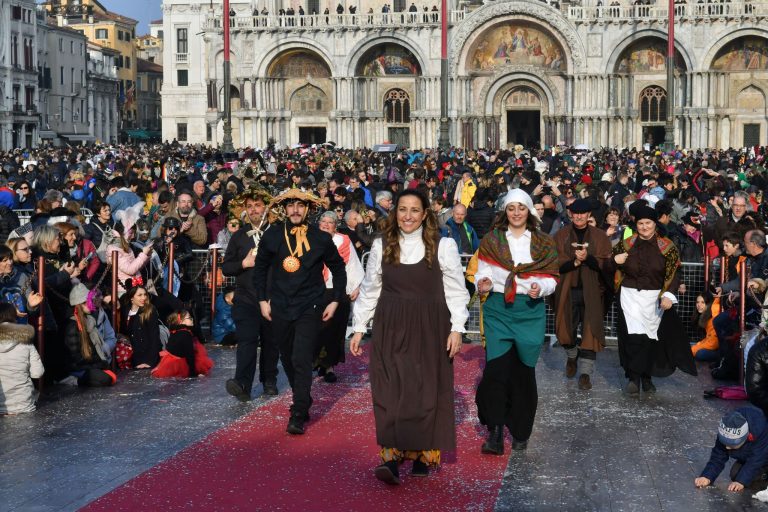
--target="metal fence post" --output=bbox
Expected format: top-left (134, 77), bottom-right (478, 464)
top-left (210, 247), bottom-right (219, 326)
top-left (720, 255), bottom-right (727, 285)
top-left (739, 259), bottom-right (747, 385)
top-left (704, 255), bottom-right (710, 291)
top-left (167, 242), bottom-right (175, 293)
top-left (36, 255), bottom-right (45, 393)
top-left (111, 250), bottom-right (119, 332)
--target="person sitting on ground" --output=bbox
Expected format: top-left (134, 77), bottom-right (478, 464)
top-left (212, 287), bottom-right (237, 346)
top-left (63, 283), bottom-right (117, 387)
top-left (0, 302), bottom-right (43, 414)
top-left (691, 293), bottom-right (721, 362)
top-left (695, 407), bottom-right (768, 492)
top-left (152, 309), bottom-right (214, 378)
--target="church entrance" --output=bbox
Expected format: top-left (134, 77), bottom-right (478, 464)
top-left (642, 125), bottom-right (666, 149)
top-left (298, 126), bottom-right (326, 144)
top-left (506, 110), bottom-right (540, 148)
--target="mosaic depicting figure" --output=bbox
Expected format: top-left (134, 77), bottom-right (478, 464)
top-left (468, 22), bottom-right (566, 72)
top-left (712, 37), bottom-right (768, 71)
top-left (616, 41), bottom-right (684, 73)
top-left (269, 51), bottom-right (332, 78)
top-left (357, 45), bottom-right (421, 76)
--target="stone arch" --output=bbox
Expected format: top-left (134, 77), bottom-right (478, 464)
top-left (703, 28), bottom-right (768, 71)
top-left (605, 30), bottom-right (694, 74)
top-left (736, 84), bottom-right (767, 112)
top-left (480, 67), bottom-right (560, 116)
top-left (266, 50), bottom-right (332, 79)
top-left (451, 1), bottom-right (585, 74)
top-left (290, 84), bottom-right (330, 113)
top-left (345, 36), bottom-right (427, 77)
top-left (255, 40), bottom-right (335, 77)
top-left (710, 35), bottom-right (768, 72)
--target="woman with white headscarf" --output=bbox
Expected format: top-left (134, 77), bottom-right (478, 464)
top-left (474, 189), bottom-right (560, 455)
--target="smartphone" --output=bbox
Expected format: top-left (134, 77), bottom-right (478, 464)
top-left (84, 252), bottom-right (95, 262)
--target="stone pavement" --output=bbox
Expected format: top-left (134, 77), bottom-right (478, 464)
top-left (0, 342), bottom-right (765, 512)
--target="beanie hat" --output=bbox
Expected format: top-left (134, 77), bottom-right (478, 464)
top-left (718, 411), bottom-right (749, 447)
top-left (69, 283), bottom-right (90, 307)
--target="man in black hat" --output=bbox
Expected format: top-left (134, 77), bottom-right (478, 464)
top-left (254, 190), bottom-right (346, 435)
top-left (553, 198), bottom-right (613, 390)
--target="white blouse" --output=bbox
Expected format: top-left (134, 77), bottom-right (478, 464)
top-left (473, 229), bottom-right (557, 297)
top-left (325, 232), bottom-right (365, 294)
top-left (352, 227), bottom-right (470, 333)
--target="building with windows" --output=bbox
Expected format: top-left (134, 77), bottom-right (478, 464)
top-left (87, 41), bottom-right (119, 144)
top-left (38, 19), bottom-right (91, 145)
top-left (0, 0), bottom-right (40, 150)
top-left (136, 34), bottom-right (164, 65)
top-left (136, 57), bottom-right (162, 136)
top-left (44, 0), bottom-right (138, 131)
top-left (162, 0), bottom-right (768, 149)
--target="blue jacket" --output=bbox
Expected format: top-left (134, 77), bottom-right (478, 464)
top-left (348, 185), bottom-right (374, 208)
top-left (701, 406), bottom-right (768, 485)
top-left (442, 218), bottom-right (479, 255)
top-left (211, 294), bottom-right (236, 342)
top-left (105, 189), bottom-right (141, 221)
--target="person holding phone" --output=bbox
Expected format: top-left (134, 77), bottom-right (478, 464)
top-left (350, 190), bottom-right (469, 484)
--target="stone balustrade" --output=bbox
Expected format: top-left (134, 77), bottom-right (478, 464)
top-left (567, 0), bottom-right (768, 22)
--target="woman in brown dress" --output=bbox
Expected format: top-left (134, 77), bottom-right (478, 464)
top-left (350, 190), bottom-right (470, 485)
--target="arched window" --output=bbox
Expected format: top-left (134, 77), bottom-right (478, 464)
top-left (384, 89), bottom-right (410, 123)
top-left (639, 86), bottom-right (667, 123)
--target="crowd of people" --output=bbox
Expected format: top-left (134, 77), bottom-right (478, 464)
top-left (3, 141), bottom-right (768, 490)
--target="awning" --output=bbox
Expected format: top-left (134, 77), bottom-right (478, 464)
top-left (38, 130), bottom-right (57, 139)
top-left (125, 129), bottom-right (161, 140)
top-left (61, 134), bottom-right (96, 142)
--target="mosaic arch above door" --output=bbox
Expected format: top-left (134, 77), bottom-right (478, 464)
top-left (615, 39), bottom-right (685, 74)
top-left (355, 44), bottom-right (421, 77)
top-left (712, 37), bottom-right (768, 72)
top-left (267, 50), bottom-right (332, 78)
top-left (467, 21), bottom-right (566, 73)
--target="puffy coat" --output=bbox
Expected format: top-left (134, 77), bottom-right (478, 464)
top-left (746, 337), bottom-right (768, 414)
top-left (691, 317), bottom-right (718, 357)
top-left (107, 244), bottom-right (149, 296)
top-left (211, 294), bottom-right (235, 343)
top-left (0, 322), bottom-right (43, 414)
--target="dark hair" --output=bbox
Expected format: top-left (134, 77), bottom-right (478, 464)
top-left (110, 177), bottom-right (126, 189)
top-left (722, 231), bottom-right (742, 247)
top-left (382, 190), bottom-right (439, 269)
top-left (166, 308), bottom-right (192, 329)
top-left (0, 302), bottom-right (17, 323)
top-left (0, 245), bottom-right (12, 262)
top-left (655, 199), bottom-right (673, 217)
top-left (158, 190), bottom-right (174, 204)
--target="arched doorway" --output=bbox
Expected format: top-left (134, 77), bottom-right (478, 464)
top-left (639, 86), bottom-right (667, 147)
top-left (505, 86), bottom-right (542, 147)
top-left (291, 84), bottom-right (329, 144)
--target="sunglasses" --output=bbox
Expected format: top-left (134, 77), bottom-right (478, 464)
top-left (228, 222), bottom-right (240, 227)
top-left (15, 247), bottom-right (31, 252)
top-left (20, 186), bottom-right (28, 190)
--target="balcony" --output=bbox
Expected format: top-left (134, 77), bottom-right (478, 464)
top-left (176, 53), bottom-right (188, 64)
top-left (202, 11), bottom-right (466, 31)
top-left (566, 0), bottom-right (768, 23)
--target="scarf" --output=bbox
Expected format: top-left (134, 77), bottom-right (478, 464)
top-left (323, 233), bottom-right (351, 282)
top-left (613, 234), bottom-right (680, 297)
top-left (477, 228), bottom-right (560, 303)
top-left (74, 312), bottom-right (109, 362)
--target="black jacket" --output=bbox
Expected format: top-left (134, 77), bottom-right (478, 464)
top-left (0, 206), bottom-right (19, 244)
top-left (747, 338), bottom-right (768, 414)
top-left (221, 224), bottom-right (269, 308)
top-left (466, 204), bottom-right (496, 241)
top-left (64, 317), bottom-right (108, 372)
top-left (254, 222), bottom-right (346, 321)
top-left (83, 217), bottom-right (114, 249)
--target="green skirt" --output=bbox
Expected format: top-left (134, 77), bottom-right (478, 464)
top-left (482, 292), bottom-right (546, 367)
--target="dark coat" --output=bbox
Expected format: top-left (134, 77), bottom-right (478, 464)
top-left (64, 317), bottom-right (108, 372)
top-left (747, 338), bottom-right (768, 415)
top-left (701, 406), bottom-right (768, 486)
top-left (466, 204), bottom-right (496, 240)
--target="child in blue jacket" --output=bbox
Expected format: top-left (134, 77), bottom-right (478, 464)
top-left (212, 287), bottom-right (236, 345)
top-left (696, 407), bottom-right (768, 492)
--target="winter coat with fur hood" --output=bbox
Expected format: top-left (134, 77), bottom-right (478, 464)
top-left (0, 322), bottom-right (43, 414)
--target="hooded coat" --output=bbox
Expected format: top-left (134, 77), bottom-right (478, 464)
top-left (0, 322), bottom-right (43, 414)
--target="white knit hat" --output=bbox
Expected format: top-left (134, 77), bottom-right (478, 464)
top-left (500, 188), bottom-right (540, 221)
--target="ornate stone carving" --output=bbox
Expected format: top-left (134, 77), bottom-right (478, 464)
top-left (449, 1), bottom-right (586, 72)
top-left (473, 64), bottom-right (562, 115)
top-left (587, 33), bottom-right (602, 58)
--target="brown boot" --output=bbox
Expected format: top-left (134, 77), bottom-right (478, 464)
top-left (578, 374), bottom-right (592, 390)
top-left (565, 358), bottom-right (578, 378)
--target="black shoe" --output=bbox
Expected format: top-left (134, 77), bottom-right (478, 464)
top-left (317, 367), bottom-right (327, 378)
top-left (512, 438), bottom-right (528, 451)
top-left (286, 413), bottom-right (306, 435)
top-left (641, 377), bottom-right (656, 394)
top-left (323, 371), bottom-right (337, 383)
top-left (481, 425), bottom-right (505, 455)
top-left (225, 379), bottom-right (251, 402)
top-left (412, 459), bottom-right (429, 477)
top-left (263, 381), bottom-right (278, 396)
top-left (624, 378), bottom-right (640, 396)
top-left (374, 461), bottom-right (401, 485)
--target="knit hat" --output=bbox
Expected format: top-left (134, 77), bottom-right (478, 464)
top-left (632, 205), bottom-right (658, 223)
top-left (69, 283), bottom-right (90, 306)
top-left (568, 198), bottom-right (592, 214)
top-left (718, 411), bottom-right (749, 447)
top-left (500, 188), bottom-right (539, 220)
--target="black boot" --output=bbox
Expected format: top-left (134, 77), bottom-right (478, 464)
top-left (481, 425), bottom-right (505, 455)
top-left (225, 379), bottom-right (251, 402)
top-left (374, 460), bottom-right (401, 485)
top-left (412, 458), bottom-right (429, 477)
top-left (286, 412), bottom-right (306, 435)
top-left (641, 377), bottom-right (656, 394)
top-left (262, 381), bottom-right (278, 396)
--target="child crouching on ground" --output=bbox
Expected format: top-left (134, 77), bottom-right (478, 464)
top-left (695, 407), bottom-right (768, 492)
top-left (0, 302), bottom-right (43, 414)
top-left (211, 287), bottom-right (236, 346)
top-left (151, 309), bottom-right (214, 378)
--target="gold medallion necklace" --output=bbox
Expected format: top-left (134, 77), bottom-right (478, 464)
top-left (282, 225), bottom-right (302, 273)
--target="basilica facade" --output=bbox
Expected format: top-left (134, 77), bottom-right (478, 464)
top-left (161, 0), bottom-right (768, 150)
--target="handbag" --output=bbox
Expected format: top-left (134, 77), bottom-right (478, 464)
top-left (115, 335), bottom-right (133, 369)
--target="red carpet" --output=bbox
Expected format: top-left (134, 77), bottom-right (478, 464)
top-left (81, 345), bottom-right (507, 512)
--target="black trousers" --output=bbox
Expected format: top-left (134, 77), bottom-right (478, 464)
top-left (272, 306), bottom-right (322, 417)
top-left (475, 347), bottom-right (538, 442)
top-left (563, 288), bottom-right (596, 361)
top-left (232, 302), bottom-right (278, 393)
top-left (621, 333), bottom-right (655, 380)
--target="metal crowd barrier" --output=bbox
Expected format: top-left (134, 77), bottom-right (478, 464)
top-left (15, 208), bottom-right (93, 226)
top-left (188, 249), bottom-right (706, 345)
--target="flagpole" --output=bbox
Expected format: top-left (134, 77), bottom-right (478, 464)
top-left (437, 0), bottom-right (450, 150)
top-left (663, 0), bottom-right (675, 153)
top-left (221, 0), bottom-right (235, 155)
